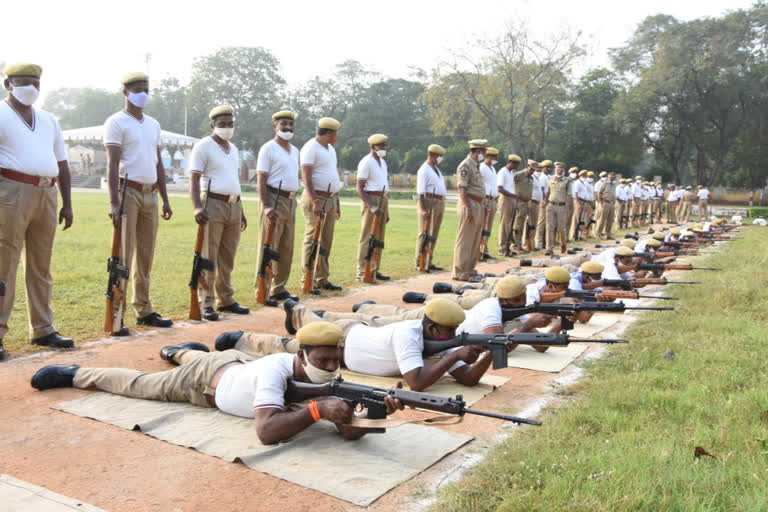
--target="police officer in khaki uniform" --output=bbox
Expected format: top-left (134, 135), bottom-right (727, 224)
top-left (512, 160), bottom-right (537, 252)
top-left (452, 139), bottom-right (488, 281)
top-left (497, 154), bottom-right (520, 256)
top-left (0, 63), bottom-right (75, 359)
top-left (479, 147), bottom-right (500, 260)
top-left (565, 166), bottom-right (579, 238)
top-left (414, 144), bottom-right (447, 270)
top-left (596, 172), bottom-right (617, 239)
top-left (544, 164), bottom-right (571, 255)
top-left (356, 133), bottom-right (390, 282)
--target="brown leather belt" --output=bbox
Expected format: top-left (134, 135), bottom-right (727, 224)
top-left (314, 189), bottom-right (337, 198)
top-left (550, 201), bottom-right (566, 206)
top-left (529, 199), bottom-right (539, 204)
top-left (366, 190), bottom-right (386, 197)
top-left (205, 361), bottom-right (245, 407)
top-left (120, 178), bottom-right (157, 193)
top-left (425, 193), bottom-right (444, 200)
top-left (208, 191), bottom-right (241, 203)
top-left (1, 168), bottom-right (56, 187)
top-left (267, 185), bottom-right (295, 199)
top-left (467, 193), bottom-right (484, 203)
top-left (485, 195), bottom-right (494, 199)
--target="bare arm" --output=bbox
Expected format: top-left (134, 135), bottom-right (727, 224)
top-left (357, 177), bottom-right (376, 210)
top-left (401, 349), bottom-right (475, 392)
top-left (56, 160), bottom-right (73, 230)
top-left (106, 145), bottom-right (122, 226)
top-left (257, 173), bottom-right (277, 220)
top-left (156, 147), bottom-right (172, 220)
top-left (253, 398), bottom-right (355, 445)
top-left (449, 352), bottom-right (493, 386)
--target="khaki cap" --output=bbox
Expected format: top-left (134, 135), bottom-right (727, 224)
top-left (486, 147), bottom-right (499, 156)
top-left (468, 139), bottom-right (488, 149)
top-left (495, 276), bottom-right (526, 299)
top-left (540, 159), bottom-right (553, 167)
top-left (615, 246), bottom-right (635, 257)
top-left (121, 71), bottom-right (149, 85)
top-left (620, 238), bottom-right (638, 248)
top-left (544, 267), bottom-right (570, 284)
top-left (580, 261), bottom-right (604, 274)
top-left (318, 117), bottom-right (340, 130)
top-left (367, 133), bottom-right (388, 145)
top-left (4, 62), bottom-right (42, 78)
top-left (424, 298), bottom-right (465, 327)
top-left (428, 144), bottom-right (446, 156)
top-left (646, 238), bottom-right (662, 247)
top-left (209, 105), bottom-right (233, 119)
top-left (652, 232), bottom-right (666, 240)
top-left (272, 110), bottom-right (296, 120)
top-left (508, 154), bottom-right (522, 162)
top-left (296, 322), bottom-right (343, 347)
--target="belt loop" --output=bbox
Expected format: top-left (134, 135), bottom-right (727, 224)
top-left (203, 385), bottom-right (216, 397)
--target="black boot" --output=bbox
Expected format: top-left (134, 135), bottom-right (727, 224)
top-left (352, 300), bottom-right (375, 312)
top-left (313, 310), bottom-right (325, 318)
top-left (520, 259), bottom-right (533, 266)
top-left (160, 342), bottom-right (209, 366)
top-left (322, 282), bottom-right (342, 291)
top-left (283, 298), bottom-right (299, 335)
top-left (428, 264), bottom-right (444, 271)
top-left (375, 272), bottom-right (390, 281)
top-left (30, 332), bottom-right (74, 349)
top-left (403, 292), bottom-right (427, 304)
top-left (203, 307), bottom-right (219, 321)
top-left (215, 331), bottom-right (244, 351)
top-left (136, 312), bottom-right (173, 328)
top-left (31, 364), bottom-right (80, 390)
top-left (217, 302), bottom-right (250, 315)
top-left (271, 291), bottom-right (299, 302)
top-left (432, 282), bottom-right (454, 294)
top-left (0, 339), bottom-right (5, 360)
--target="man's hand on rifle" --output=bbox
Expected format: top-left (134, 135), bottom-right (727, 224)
top-left (162, 201), bottom-right (173, 221)
top-left (108, 202), bottom-right (121, 228)
top-left (521, 313), bottom-right (554, 330)
top-left (312, 199), bottom-right (324, 217)
top-left (594, 293), bottom-right (612, 302)
top-left (370, 204), bottom-right (382, 216)
top-left (193, 207), bottom-right (209, 225)
top-left (317, 398), bottom-right (354, 424)
top-left (422, 210), bottom-right (430, 220)
top-left (456, 345), bottom-right (485, 364)
top-left (264, 206), bottom-right (278, 221)
top-left (384, 381), bottom-right (405, 414)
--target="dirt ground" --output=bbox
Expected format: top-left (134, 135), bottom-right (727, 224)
top-left (0, 245), bottom-right (622, 512)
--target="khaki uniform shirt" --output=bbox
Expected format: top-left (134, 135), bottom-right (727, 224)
top-left (513, 170), bottom-right (534, 200)
top-left (599, 180), bottom-right (617, 202)
top-left (547, 176), bottom-right (570, 203)
top-left (457, 156), bottom-right (485, 199)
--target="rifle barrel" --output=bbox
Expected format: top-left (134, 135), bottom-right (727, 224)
top-left (692, 267), bottom-right (720, 270)
top-left (463, 408), bottom-right (542, 426)
top-left (637, 295), bottom-right (678, 300)
top-left (667, 281), bottom-right (700, 284)
top-left (566, 338), bottom-right (629, 344)
top-left (626, 306), bottom-right (675, 311)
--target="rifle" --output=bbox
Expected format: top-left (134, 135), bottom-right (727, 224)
top-left (256, 181), bottom-right (282, 305)
top-left (501, 301), bottom-right (673, 330)
top-left (635, 263), bottom-right (720, 272)
top-left (506, 196), bottom-right (519, 251)
top-left (418, 189), bottom-right (436, 273)
top-left (581, 278), bottom-right (633, 290)
top-left (574, 202), bottom-right (586, 240)
top-left (285, 376), bottom-right (542, 433)
top-left (633, 277), bottom-right (700, 286)
top-left (104, 176), bottom-right (129, 333)
top-left (478, 199), bottom-right (491, 262)
top-left (189, 181), bottom-right (215, 320)
top-left (303, 184), bottom-right (332, 294)
top-left (540, 288), bottom-right (678, 303)
top-left (363, 186), bottom-right (387, 283)
top-left (423, 332), bottom-right (628, 370)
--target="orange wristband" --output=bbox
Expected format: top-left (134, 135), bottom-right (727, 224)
top-left (308, 400), bottom-right (321, 422)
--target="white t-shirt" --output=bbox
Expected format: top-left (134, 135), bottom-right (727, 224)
top-left (188, 136), bottom-right (242, 196)
top-left (479, 163), bottom-right (498, 197)
top-left (256, 139), bottom-right (300, 192)
top-left (344, 320), bottom-right (463, 376)
top-left (214, 353), bottom-right (296, 418)
top-left (635, 239), bottom-right (648, 253)
top-left (569, 270), bottom-right (585, 291)
top-left (0, 100), bottom-right (67, 177)
top-left (416, 161), bottom-right (447, 196)
top-left (497, 167), bottom-right (516, 195)
top-left (573, 179), bottom-right (591, 200)
top-left (299, 138), bottom-right (340, 193)
top-left (104, 110), bottom-right (161, 184)
top-left (531, 172), bottom-right (545, 201)
top-left (697, 189), bottom-right (710, 200)
top-left (753, 218), bottom-right (767, 226)
top-left (456, 298), bottom-right (503, 334)
top-left (357, 153), bottom-right (389, 193)
top-left (668, 189), bottom-right (681, 201)
top-left (525, 279), bottom-right (547, 305)
top-left (631, 182), bottom-right (642, 198)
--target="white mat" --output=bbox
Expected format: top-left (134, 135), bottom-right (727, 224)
top-left (506, 343), bottom-right (589, 372)
top-left (0, 473), bottom-right (106, 512)
top-left (53, 393), bottom-right (473, 506)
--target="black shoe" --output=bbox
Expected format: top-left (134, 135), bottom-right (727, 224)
top-left (31, 364), bottom-right (80, 390)
top-left (484, 253), bottom-right (496, 260)
top-left (264, 298), bottom-right (279, 307)
top-left (310, 288), bottom-right (322, 295)
top-left (432, 282), bottom-right (454, 294)
top-left (352, 300), bottom-right (375, 312)
top-left (313, 310), bottom-right (325, 318)
top-left (567, 249), bottom-right (578, 254)
top-left (30, 332), bottom-right (74, 349)
top-left (322, 282), bottom-right (342, 291)
top-left (217, 302), bottom-right (250, 315)
top-left (215, 331), bottom-right (244, 351)
top-left (136, 312), bottom-right (173, 328)
top-left (112, 325), bottom-right (130, 337)
top-left (271, 291), bottom-right (299, 302)
top-left (469, 275), bottom-right (484, 283)
top-left (375, 272), bottom-right (390, 281)
top-left (403, 292), bottom-right (427, 304)
top-left (160, 342), bottom-right (209, 366)
top-left (520, 259), bottom-right (532, 267)
top-left (456, 285), bottom-right (475, 294)
top-left (203, 307), bottom-right (220, 321)
top-left (284, 298), bottom-right (299, 335)
top-left (0, 339), bottom-right (5, 360)
top-left (484, 272), bottom-right (502, 277)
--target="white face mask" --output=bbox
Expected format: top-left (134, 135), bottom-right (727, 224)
top-left (277, 130), bottom-right (294, 141)
top-left (588, 178), bottom-right (594, 183)
top-left (476, 153), bottom-right (485, 162)
top-left (301, 350), bottom-right (339, 384)
top-left (11, 84), bottom-right (40, 106)
top-left (376, 149), bottom-right (387, 158)
top-left (436, 156), bottom-right (443, 164)
top-left (214, 127), bottom-right (234, 141)
top-left (491, 159), bottom-right (498, 166)
top-left (127, 91), bottom-right (149, 109)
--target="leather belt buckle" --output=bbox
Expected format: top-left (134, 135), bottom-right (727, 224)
top-left (287, 191), bottom-right (296, 200)
top-left (142, 184), bottom-right (153, 193)
top-left (227, 195), bottom-right (238, 204)
top-left (38, 177), bottom-right (54, 187)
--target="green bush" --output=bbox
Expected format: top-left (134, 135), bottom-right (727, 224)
top-left (748, 207), bottom-right (768, 218)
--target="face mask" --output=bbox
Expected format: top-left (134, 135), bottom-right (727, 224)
top-left (476, 153), bottom-right (485, 162)
top-left (127, 91), bottom-right (149, 109)
top-left (329, 134), bottom-right (338, 144)
top-left (277, 130), bottom-right (294, 141)
top-left (376, 149), bottom-right (387, 158)
top-left (10, 84), bottom-right (39, 106)
top-left (491, 159), bottom-right (498, 166)
top-left (436, 156), bottom-right (443, 164)
top-left (301, 350), bottom-right (338, 384)
top-left (588, 178), bottom-right (594, 183)
top-left (214, 127), bottom-right (234, 141)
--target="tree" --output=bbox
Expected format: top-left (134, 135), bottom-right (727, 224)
top-left (43, 87), bottom-right (123, 129)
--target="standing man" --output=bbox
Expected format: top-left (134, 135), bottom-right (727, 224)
top-left (583, 171), bottom-right (596, 237)
top-left (679, 186), bottom-right (695, 222)
top-left (452, 139), bottom-right (487, 281)
top-left (511, 161), bottom-right (536, 253)
top-left (255, 110), bottom-right (300, 307)
top-left (566, 166), bottom-right (579, 237)
top-left (479, 147), bottom-right (500, 261)
top-left (697, 185), bottom-right (710, 219)
top-left (569, 170), bottom-right (589, 239)
top-left (593, 171), bottom-right (607, 231)
top-left (0, 62), bottom-right (75, 359)
top-left (653, 181), bottom-right (664, 223)
top-left (497, 154), bottom-right (520, 256)
top-left (630, 176), bottom-right (643, 227)
top-left (300, 117), bottom-right (343, 293)
top-left (356, 134), bottom-right (390, 282)
top-left (615, 179), bottom-right (628, 229)
top-left (544, 164), bottom-right (571, 255)
top-left (534, 160), bottom-right (552, 250)
top-left (415, 144), bottom-right (447, 271)
top-left (189, 105), bottom-right (249, 320)
top-left (595, 172), bottom-right (617, 239)
top-left (104, 72), bottom-right (173, 334)
top-left (666, 184), bottom-right (679, 224)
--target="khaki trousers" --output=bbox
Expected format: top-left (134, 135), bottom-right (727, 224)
top-left (235, 332), bottom-right (299, 356)
top-left (121, 187), bottom-right (159, 318)
top-left (593, 201), bottom-right (603, 232)
top-left (534, 202), bottom-right (548, 248)
top-left (678, 201), bottom-right (691, 222)
top-left (631, 199), bottom-right (642, 225)
top-left (569, 200), bottom-right (585, 239)
top-left (614, 201), bottom-right (624, 227)
top-left (497, 196), bottom-right (517, 254)
top-left (414, 198), bottom-right (445, 267)
top-left (525, 201), bottom-right (540, 243)
top-left (291, 303), bottom-right (360, 333)
top-left (667, 201), bottom-right (678, 223)
top-left (596, 201), bottom-right (615, 238)
top-left (452, 199), bottom-right (483, 279)
top-left (255, 194), bottom-right (296, 297)
top-left (481, 199), bottom-right (497, 255)
top-left (545, 203), bottom-right (567, 251)
top-left (321, 303), bottom-right (424, 326)
top-left (300, 190), bottom-right (338, 288)
top-left (512, 200), bottom-right (531, 250)
top-left (72, 350), bottom-right (253, 408)
top-left (198, 197), bottom-right (242, 308)
top-left (698, 199), bottom-right (708, 218)
top-left (0, 177), bottom-right (58, 339)
top-left (356, 196), bottom-right (389, 279)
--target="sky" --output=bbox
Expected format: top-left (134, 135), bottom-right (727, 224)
top-left (2, 0), bottom-right (752, 96)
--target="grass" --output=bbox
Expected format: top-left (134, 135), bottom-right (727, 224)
top-left (431, 226), bottom-right (768, 511)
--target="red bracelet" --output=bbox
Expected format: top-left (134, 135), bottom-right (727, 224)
top-left (308, 400), bottom-right (321, 422)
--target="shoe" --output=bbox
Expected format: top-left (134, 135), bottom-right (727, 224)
top-left (160, 342), bottom-right (209, 366)
top-left (428, 264), bottom-right (444, 271)
top-left (561, 244), bottom-right (567, 254)
top-left (403, 292), bottom-right (427, 304)
top-left (567, 249), bottom-right (578, 254)
top-left (217, 302), bottom-right (250, 315)
top-left (31, 364), bottom-right (80, 390)
top-left (606, 236), bottom-right (615, 240)
top-left (112, 324), bottom-right (130, 337)
top-left (452, 276), bottom-right (470, 282)
top-left (520, 259), bottom-right (532, 267)
top-left (375, 272), bottom-right (390, 281)
top-left (271, 291), bottom-right (299, 302)
top-left (456, 285), bottom-right (475, 294)
top-left (322, 282), bottom-right (342, 291)
top-left (313, 310), bottom-right (325, 318)
top-left (499, 251), bottom-right (508, 257)
top-left (484, 253), bottom-right (496, 260)
top-left (484, 273), bottom-right (502, 278)
top-left (432, 282), bottom-right (454, 294)
top-left (30, 332), bottom-right (74, 349)
top-left (283, 298), bottom-right (299, 335)
top-left (215, 331), bottom-right (244, 351)
top-left (544, 250), bottom-right (553, 256)
top-left (310, 288), bottom-right (322, 295)
top-left (469, 275), bottom-right (483, 283)
top-left (353, 300), bottom-right (375, 312)
top-left (136, 312), bottom-right (173, 328)
top-left (0, 339), bottom-right (5, 360)
top-left (264, 298), bottom-right (279, 307)
top-left (203, 307), bottom-right (220, 321)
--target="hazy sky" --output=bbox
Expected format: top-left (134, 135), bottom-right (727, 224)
top-left (3, 0), bottom-right (751, 95)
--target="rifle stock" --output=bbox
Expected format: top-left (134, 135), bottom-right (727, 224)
top-left (189, 183), bottom-right (214, 319)
top-left (104, 178), bottom-right (129, 333)
top-left (303, 184), bottom-right (332, 293)
top-left (363, 186), bottom-right (386, 283)
top-left (256, 181), bottom-right (282, 304)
